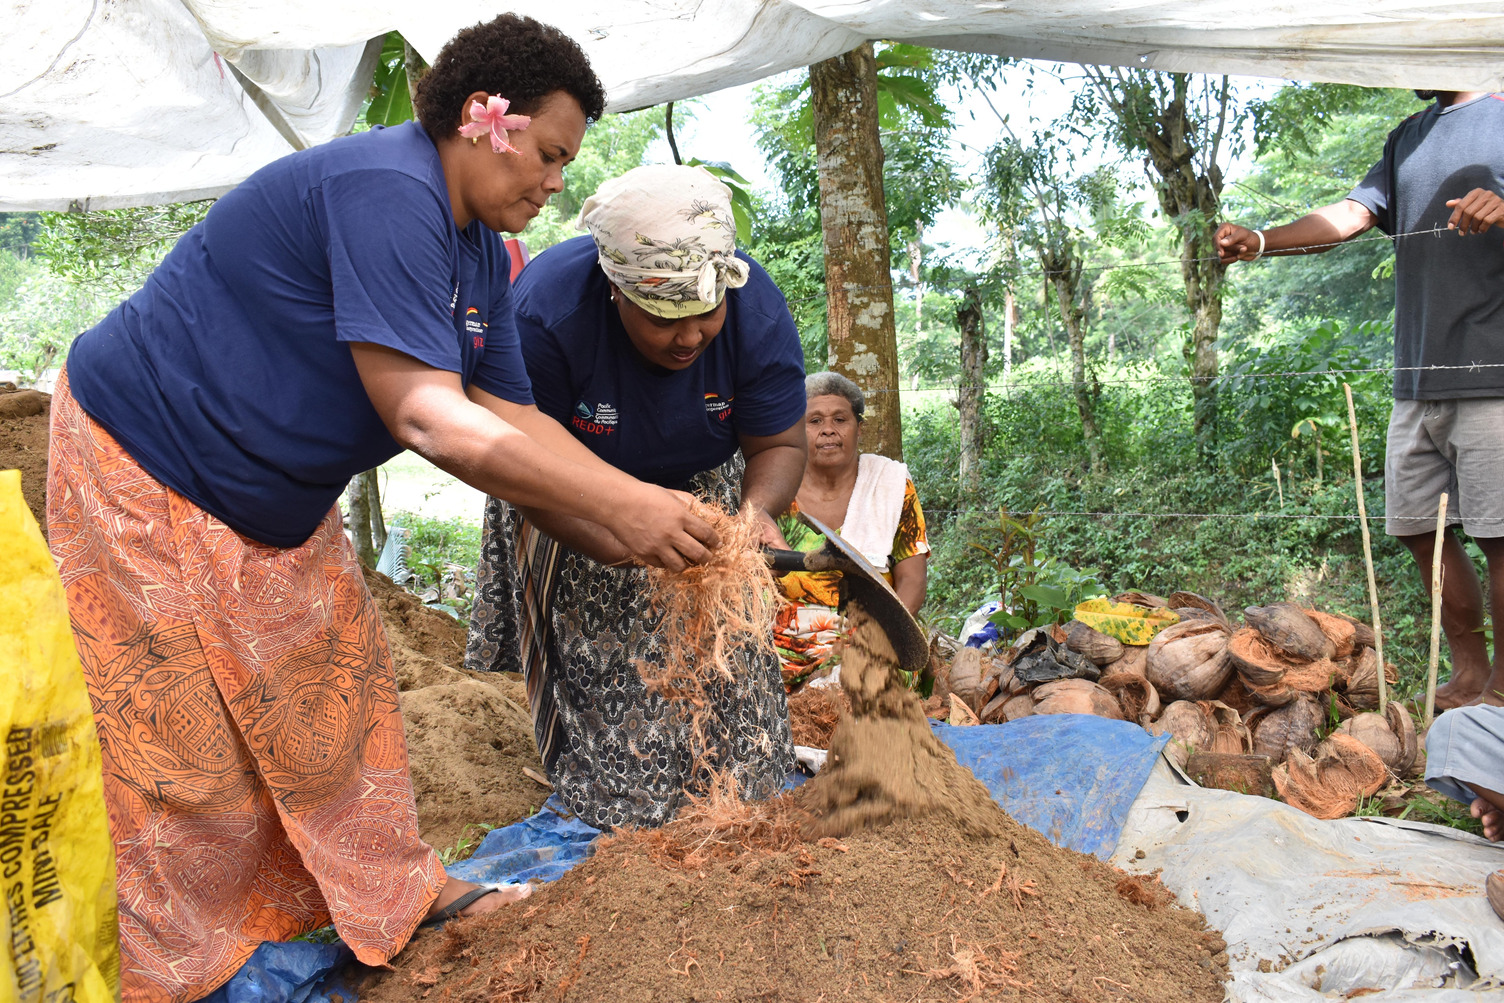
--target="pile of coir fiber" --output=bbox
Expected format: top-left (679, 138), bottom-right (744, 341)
top-left (359, 603), bottom-right (1228, 1002)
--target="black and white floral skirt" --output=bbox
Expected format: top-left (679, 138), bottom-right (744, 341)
top-left (464, 455), bottom-right (794, 830)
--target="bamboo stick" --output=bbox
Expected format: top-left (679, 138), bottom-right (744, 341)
top-left (1425, 492), bottom-right (1448, 728)
top-left (1272, 458), bottom-right (1284, 509)
top-left (1344, 383), bottom-right (1386, 713)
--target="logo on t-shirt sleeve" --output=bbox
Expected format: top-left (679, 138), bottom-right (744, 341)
top-left (704, 392), bottom-right (734, 422)
top-left (572, 400), bottom-right (617, 436)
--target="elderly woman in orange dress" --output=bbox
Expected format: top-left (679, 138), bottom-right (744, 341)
top-left (773, 372), bottom-right (929, 685)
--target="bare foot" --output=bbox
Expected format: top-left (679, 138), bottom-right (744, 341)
top-left (1471, 798), bottom-right (1504, 842)
top-left (424, 877), bottom-right (530, 922)
top-left (1434, 677), bottom-right (1485, 710)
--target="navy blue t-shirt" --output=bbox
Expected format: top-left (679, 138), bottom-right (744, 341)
top-left (514, 235), bottom-right (805, 487)
top-left (67, 122), bottom-right (534, 547)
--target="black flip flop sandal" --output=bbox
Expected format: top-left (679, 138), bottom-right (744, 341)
top-left (422, 886), bottom-right (499, 927)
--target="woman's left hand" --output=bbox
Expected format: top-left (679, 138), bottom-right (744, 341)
top-left (749, 506), bottom-right (790, 549)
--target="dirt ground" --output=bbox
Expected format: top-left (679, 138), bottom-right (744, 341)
top-left (364, 569), bottom-right (550, 851)
top-left (360, 794), bottom-right (1227, 1003)
top-left (0, 385), bottom-right (50, 532)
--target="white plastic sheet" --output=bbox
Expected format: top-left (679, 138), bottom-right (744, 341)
top-left (3, 0), bottom-right (1503, 210)
top-left (1113, 757), bottom-right (1504, 998)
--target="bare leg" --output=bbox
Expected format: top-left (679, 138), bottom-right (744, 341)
top-left (1398, 530), bottom-right (1490, 708)
top-left (1467, 537), bottom-right (1504, 706)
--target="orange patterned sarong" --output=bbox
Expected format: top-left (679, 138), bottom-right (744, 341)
top-left (46, 369), bottom-right (446, 1003)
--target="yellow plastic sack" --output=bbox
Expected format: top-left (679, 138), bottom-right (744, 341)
top-left (1072, 598), bottom-right (1180, 646)
top-left (0, 470), bottom-right (119, 1003)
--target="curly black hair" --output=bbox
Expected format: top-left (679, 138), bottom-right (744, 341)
top-left (414, 14), bottom-right (606, 144)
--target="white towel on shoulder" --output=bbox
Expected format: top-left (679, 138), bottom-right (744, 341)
top-left (840, 453), bottom-right (909, 569)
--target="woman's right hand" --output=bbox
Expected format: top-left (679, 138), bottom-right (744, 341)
top-left (607, 483), bottom-right (720, 571)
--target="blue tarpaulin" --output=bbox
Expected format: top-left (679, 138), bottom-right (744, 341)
top-left (196, 715), bottom-right (1166, 1003)
top-left (933, 715), bottom-right (1169, 858)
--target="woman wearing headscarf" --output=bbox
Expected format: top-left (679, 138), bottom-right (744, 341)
top-left (773, 372), bottom-right (930, 686)
top-left (46, 18), bottom-right (718, 1003)
top-left (465, 164), bottom-right (807, 830)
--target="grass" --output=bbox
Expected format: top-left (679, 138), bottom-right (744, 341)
top-left (438, 822), bottom-right (498, 865)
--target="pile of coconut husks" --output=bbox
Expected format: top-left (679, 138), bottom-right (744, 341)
top-left (929, 591), bottom-right (1417, 822)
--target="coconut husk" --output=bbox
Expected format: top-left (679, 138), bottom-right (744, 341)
top-left (1329, 611), bottom-right (1377, 649)
top-left (1205, 701), bottom-right (1252, 755)
top-left (1282, 657), bottom-right (1344, 694)
top-left (1226, 628), bottom-right (1292, 688)
top-left (949, 693), bottom-right (981, 726)
top-left (1214, 675), bottom-right (1261, 718)
top-left (1000, 692), bottom-right (1035, 722)
top-left (1244, 603), bottom-right (1336, 662)
top-left (1243, 678), bottom-right (1299, 708)
top-left (1252, 695), bottom-right (1322, 761)
top-left (1185, 751), bottom-right (1276, 797)
top-left (978, 688), bottom-right (1010, 724)
top-left (1031, 678), bottom-right (1124, 720)
top-left (1114, 590), bottom-right (1168, 608)
top-left (1146, 620), bottom-right (1232, 702)
top-left (1064, 619), bottom-right (1125, 666)
top-left (1168, 591), bottom-right (1230, 629)
top-left (1100, 645), bottom-right (1149, 680)
top-left (1333, 713), bottom-right (1399, 769)
top-left (947, 647), bottom-right (986, 713)
top-left (1272, 733), bottom-right (1387, 820)
top-left (1147, 700), bottom-right (1213, 767)
top-left (1101, 674), bottom-right (1160, 725)
top-left (1388, 702), bottom-right (1418, 774)
top-left (1340, 647), bottom-right (1398, 710)
top-left (1301, 609), bottom-right (1360, 659)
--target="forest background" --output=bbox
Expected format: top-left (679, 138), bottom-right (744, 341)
top-left (0, 51), bottom-right (1457, 700)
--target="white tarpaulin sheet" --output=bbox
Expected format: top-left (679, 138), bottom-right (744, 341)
top-left (1113, 757), bottom-right (1504, 999)
top-left (2, 0), bottom-right (1503, 210)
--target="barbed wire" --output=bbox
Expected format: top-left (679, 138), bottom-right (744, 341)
top-left (779, 222), bottom-right (1450, 307)
top-left (858, 360), bottom-right (1504, 394)
top-left (921, 507), bottom-right (1398, 521)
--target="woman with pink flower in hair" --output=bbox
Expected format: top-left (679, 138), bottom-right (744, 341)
top-left (47, 15), bottom-right (720, 1003)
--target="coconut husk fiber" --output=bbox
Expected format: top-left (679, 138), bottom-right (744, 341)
top-left (639, 502), bottom-right (784, 700)
top-left (357, 783), bottom-right (1229, 1003)
top-left (1273, 733), bottom-right (1388, 821)
top-left (786, 684), bottom-right (849, 749)
top-left (801, 608), bottom-right (1008, 839)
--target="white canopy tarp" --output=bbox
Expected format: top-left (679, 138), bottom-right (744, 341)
top-left (2, 0), bottom-right (1503, 210)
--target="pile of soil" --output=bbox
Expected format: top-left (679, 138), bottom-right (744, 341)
top-left (361, 796), bottom-right (1227, 1003)
top-left (364, 569), bottom-right (549, 850)
top-left (0, 385), bottom-right (51, 532)
top-left (361, 603), bottom-right (1228, 1001)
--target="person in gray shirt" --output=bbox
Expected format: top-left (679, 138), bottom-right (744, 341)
top-left (1216, 90), bottom-right (1504, 710)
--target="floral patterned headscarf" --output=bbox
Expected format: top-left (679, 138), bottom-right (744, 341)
top-left (578, 164), bottom-right (750, 319)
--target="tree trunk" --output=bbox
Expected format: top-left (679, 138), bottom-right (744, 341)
top-left (347, 476), bottom-right (375, 568)
top-left (1002, 288), bottom-right (1016, 391)
top-left (955, 284), bottom-right (988, 498)
top-left (362, 468), bottom-right (387, 552)
top-left (1042, 251), bottom-right (1102, 476)
top-left (909, 221), bottom-right (924, 334)
top-left (810, 43), bottom-right (902, 460)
